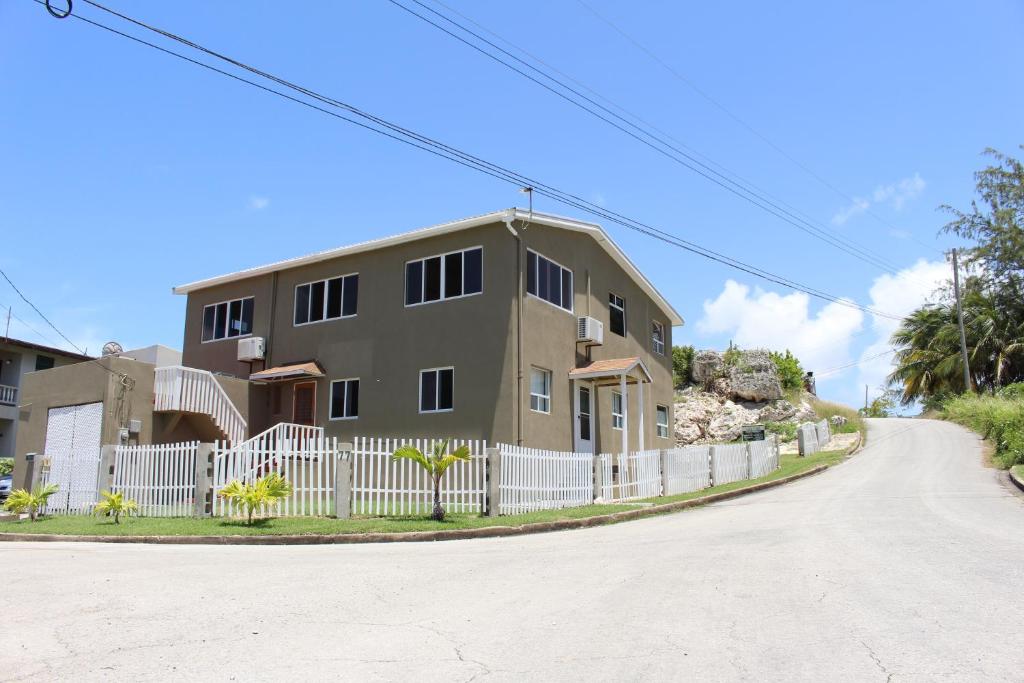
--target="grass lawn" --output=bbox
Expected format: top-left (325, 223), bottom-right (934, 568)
top-left (0, 451), bottom-right (848, 537)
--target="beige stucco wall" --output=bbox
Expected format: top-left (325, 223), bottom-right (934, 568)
top-left (178, 218), bottom-right (676, 451)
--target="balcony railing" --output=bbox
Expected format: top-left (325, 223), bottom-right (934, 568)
top-left (0, 384), bottom-right (16, 407)
top-left (154, 366), bottom-right (246, 444)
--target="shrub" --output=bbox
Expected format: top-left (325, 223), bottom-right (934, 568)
top-left (0, 458), bottom-right (12, 476)
top-left (770, 350), bottom-right (804, 392)
top-left (998, 383), bottom-right (1024, 401)
top-left (943, 393), bottom-right (1024, 468)
top-left (765, 421), bottom-right (797, 442)
top-left (94, 491), bottom-right (138, 524)
top-left (218, 473), bottom-right (293, 525)
top-left (672, 345), bottom-right (694, 389)
top-left (3, 483), bottom-right (60, 521)
top-left (392, 439), bottom-right (471, 521)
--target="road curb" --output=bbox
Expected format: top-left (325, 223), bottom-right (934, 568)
top-left (0, 464), bottom-right (832, 546)
top-left (1009, 468), bottom-right (1024, 495)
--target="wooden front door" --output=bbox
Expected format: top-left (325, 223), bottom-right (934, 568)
top-left (292, 381), bottom-right (317, 426)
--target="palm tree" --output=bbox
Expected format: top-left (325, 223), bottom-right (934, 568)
top-left (218, 472), bottom-right (293, 525)
top-left (391, 439), bottom-right (471, 521)
top-left (3, 483), bottom-right (60, 521)
top-left (94, 491), bottom-right (138, 524)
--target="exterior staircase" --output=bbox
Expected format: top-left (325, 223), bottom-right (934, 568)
top-left (154, 366), bottom-right (247, 444)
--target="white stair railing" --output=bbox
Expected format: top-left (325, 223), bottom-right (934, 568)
top-left (154, 366), bottom-right (246, 444)
top-left (0, 383), bottom-right (16, 406)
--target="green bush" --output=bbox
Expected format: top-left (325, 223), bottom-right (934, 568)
top-left (943, 393), bottom-right (1024, 468)
top-left (810, 398), bottom-right (863, 435)
top-left (770, 350), bottom-right (805, 392)
top-left (997, 383), bottom-right (1024, 401)
top-left (765, 421), bottom-right (797, 442)
top-left (672, 345), bottom-right (694, 389)
top-left (0, 458), bottom-right (12, 476)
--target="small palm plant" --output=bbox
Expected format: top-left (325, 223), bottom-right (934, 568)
top-left (3, 483), bottom-right (60, 522)
top-left (392, 439), bottom-right (471, 521)
top-left (94, 491), bottom-right (138, 524)
top-left (218, 472), bottom-right (293, 525)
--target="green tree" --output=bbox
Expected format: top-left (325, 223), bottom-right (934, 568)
top-left (3, 484), bottom-right (60, 522)
top-left (671, 345), bottom-right (694, 389)
top-left (94, 490), bottom-right (139, 524)
top-left (218, 473), bottom-right (293, 525)
top-left (769, 350), bottom-right (804, 391)
top-left (391, 439), bottom-right (471, 521)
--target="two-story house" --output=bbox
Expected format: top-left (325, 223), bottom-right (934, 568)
top-left (172, 209), bottom-right (683, 453)
top-left (0, 337), bottom-right (92, 458)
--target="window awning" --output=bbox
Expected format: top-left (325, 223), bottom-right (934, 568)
top-left (568, 357), bottom-right (652, 384)
top-left (249, 361), bottom-right (325, 383)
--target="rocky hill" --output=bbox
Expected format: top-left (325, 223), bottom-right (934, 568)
top-left (674, 348), bottom-right (817, 445)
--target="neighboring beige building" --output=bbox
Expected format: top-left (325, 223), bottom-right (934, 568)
top-left (0, 337), bottom-right (92, 459)
top-left (173, 209), bottom-right (683, 453)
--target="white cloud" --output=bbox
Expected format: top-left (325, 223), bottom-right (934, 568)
top-left (832, 173), bottom-right (926, 225)
top-left (248, 195), bottom-right (270, 210)
top-left (697, 280), bottom-right (864, 374)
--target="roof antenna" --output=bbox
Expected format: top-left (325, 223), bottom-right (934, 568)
top-left (519, 186), bottom-right (533, 229)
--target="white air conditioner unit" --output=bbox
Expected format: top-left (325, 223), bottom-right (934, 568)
top-left (237, 336), bottom-right (266, 362)
top-left (577, 316), bottom-right (604, 345)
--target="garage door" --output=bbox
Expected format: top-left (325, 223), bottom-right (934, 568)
top-left (43, 402), bottom-right (103, 514)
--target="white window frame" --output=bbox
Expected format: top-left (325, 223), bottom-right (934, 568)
top-left (656, 404), bottom-right (670, 439)
top-left (609, 292), bottom-right (626, 337)
top-left (405, 246), bottom-right (483, 308)
top-left (529, 366), bottom-right (552, 414)
top-left (612, 391), bottom-right (624, 430)
top-left (328, 378), bottom-right (360, 421)
top-left (652, 320), bottom-right (666, 355)
top-left (293, 273), bottom-right (359, 327)
top-left (418, 366), bottom-right (455, 414)
top-left (201, 296), bottom-right (254, 344)
top-left (526, 249), bottom-right (574, 314)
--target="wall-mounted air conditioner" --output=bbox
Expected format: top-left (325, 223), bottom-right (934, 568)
top-left (577, 316), bottom-right (604, 345)
top-left (237, 337), bottom-right (266, 362)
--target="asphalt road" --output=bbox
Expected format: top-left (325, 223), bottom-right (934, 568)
top-left (3, 419), bottom-right (1022, 682)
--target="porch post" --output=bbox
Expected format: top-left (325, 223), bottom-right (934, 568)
top-left (619, 372), bottom-right (628, 456)
top-left (637, 377), bottom-right (645, 452)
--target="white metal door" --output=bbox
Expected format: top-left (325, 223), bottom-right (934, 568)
top-left (43, 402), bottom-right (103, 513)
top-left (574, 383), bottom-right (593, 453)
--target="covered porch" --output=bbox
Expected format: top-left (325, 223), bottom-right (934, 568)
top-left (568, 357), bottom-right (653, 455)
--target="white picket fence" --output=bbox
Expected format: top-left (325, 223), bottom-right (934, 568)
top-left (351, 437), bottom-right (488, 516)
top-left (599, 449), bottom-right (662, 501)
top-left (749, 440), bottom-right (779, 478)
top-left (664, 445), bottom-right (712, 495)
top-left (212, 437), bottom-right (338, 517)
top-left (712, 443), bottom-right (749, 485)
top-left (111, 442), bottom-right (198, 517)
top-left (497, 444), bottom-right (593, 514)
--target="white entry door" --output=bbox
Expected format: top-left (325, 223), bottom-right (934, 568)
top-left (574, 383), bottom-right (593, 453)
top-left (43, 402), bottom-right (103, 513)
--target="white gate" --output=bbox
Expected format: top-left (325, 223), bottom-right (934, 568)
top-left (41, 402), bottom-right (103, 514)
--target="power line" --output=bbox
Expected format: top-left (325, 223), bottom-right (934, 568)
top-left (387, 0), bottom-right (922, 282)
top-left (0, 300), bottom-right (66, 348)
top-left (35, 0), bottom-right (905, 320)
top-left (573, 0), bottom-right (945, 257)
top-left (816, 349), bottom-right (896, 378)
top-left (0, 267), bottom-right (88, 355)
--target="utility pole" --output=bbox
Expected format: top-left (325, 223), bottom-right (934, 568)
top-left (865, 384), bottom-right (869, 412)
top-left (951, 249), bottom-right (972, 392)
top-left (3, 306), bottom-right (9, 341)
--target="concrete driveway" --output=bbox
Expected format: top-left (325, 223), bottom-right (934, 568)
top-left (3, 419), bottom-right (1022, 681)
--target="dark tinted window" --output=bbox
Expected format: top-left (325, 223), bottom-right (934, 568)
top-left (203, 297), bottom-right (253, 341)
top-left (420, 371), bottom-right (437, 412)
top-left (445, 252), bottom-right (463, 298)
top-left (214, 302), bottom-right (228, 340)
top-left (406, 261), bottom-right (423, 305)
top-left (342, 274), bottom-right (358, 316)
top-left (330, 379), bottom-right (359, 419)
top-left (295, 285), bottom-right (311, 325)
top-left (438, 368), bottom-right (454, 410)
top-left (326, 277), bottom-right (343, 319)
top-left (309, 281), bottom-right (325, 322)
top-left (202, 305), bottom-right (217, 341)
top-left (527, 250), bottom-right (573, 312)
top-left (424, 256), bottom-right (442, 302)
top-left (609, 293), bottom-right (626, 337)
top-left (526, 251), bottom-right (537, 296)
top-left (464, 248), bottom-right (482, 294)
top-left (35, 355), bottom-right (55, 371)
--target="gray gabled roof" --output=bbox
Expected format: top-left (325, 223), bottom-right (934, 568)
top-left (173, 208), bottom-right (684, 326)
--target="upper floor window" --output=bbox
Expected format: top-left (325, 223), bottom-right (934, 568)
top-left (612, 391), bottom-right (624, 430)
top-left (329, 378), bottom-right (359, 420)
top-left (295, 274), bottom-right (358, 326)
top-left (656, 404), bottom-right (670, 438)
top-left (405, 247), bottom-right (482, 306)
top-left (202, 296), bottom-right (254, 342)
top-left (530, 367), bottom-right (551, 414)
top-left (652, 320), bottom-right (666, 355)
top-left (420, 367), bottom-right (454, 413)
top-left (35, 355), bottom-right (55, 371)
top-left (526, 250), bottom-right (573, 312)
top-left (609, 293), bottom-right (626, 337)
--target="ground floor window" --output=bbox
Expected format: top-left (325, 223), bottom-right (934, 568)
top-left (330, 378), bottom-right (359, 420)
top-left (420, 367), bottom-right (454, 413)
top-left (656, 404), bottom-right (669, 438)
top-left (530, 367), bottom-right (551, 413)
top-left (612, 391), bottom-right (624, 430)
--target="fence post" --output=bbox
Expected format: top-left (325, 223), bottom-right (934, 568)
top-left (745, 442), bottom-right (754, 480)
top-left (333, 442), bottom-right (353, 519)
top-left (485, 447), bottom-right (501, 517)
top-left (708, 446), bottom-right (717, 486)
top-left (194, 442), bottom-right (215, 517)
top-left (659, 449), bottom-right (670, 497)
top-left (593, 454), bottom-right (604, 502)
top-left (97, 445), bottom-right (117, 495)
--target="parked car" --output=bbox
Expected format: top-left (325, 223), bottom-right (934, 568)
top-left (0, 474), bottom-right (12, 503)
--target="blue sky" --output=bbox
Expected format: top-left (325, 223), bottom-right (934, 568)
top-left (1, 0), bottom-right (1022, 410)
